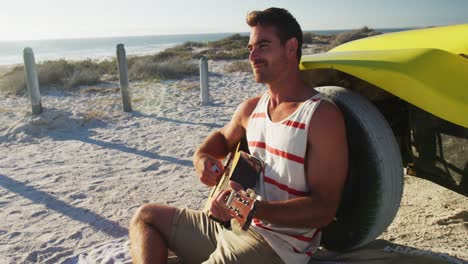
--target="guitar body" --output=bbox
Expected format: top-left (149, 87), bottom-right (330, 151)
top-left (203, 143), bottom-right (263, 229)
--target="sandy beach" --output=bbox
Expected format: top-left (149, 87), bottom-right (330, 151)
top-left (0, 59), bottom-right (467, 263)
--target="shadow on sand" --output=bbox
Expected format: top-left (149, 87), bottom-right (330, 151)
top-left (0, 174), bottom-right (128, 238)
top-left (131, 111), bottom-right (223, 130)
top-left (6, 108), bottom-right (196, 167)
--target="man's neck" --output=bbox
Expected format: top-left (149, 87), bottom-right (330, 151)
top-left (267, 69), bottom-right (316, 107)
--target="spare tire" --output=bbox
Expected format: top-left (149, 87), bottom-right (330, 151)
top-left (316, 86), bottom-right (404, 251)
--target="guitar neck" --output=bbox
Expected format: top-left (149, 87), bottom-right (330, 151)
top-left (203, 172), bottom-right (231, 212)
top-left (202, 150), bottom-right (235, 213)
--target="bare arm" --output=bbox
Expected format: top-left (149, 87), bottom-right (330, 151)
top-left (194, 96), bottom-right (261, 186)
top-left (255, 101), bottom-right (348, 228)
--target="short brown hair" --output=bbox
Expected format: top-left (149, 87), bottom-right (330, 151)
top-left (246, 7), bottom-right (303, 61)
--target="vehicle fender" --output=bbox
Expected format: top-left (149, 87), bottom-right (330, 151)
top-left (300, 48), bottom-right (468, 128)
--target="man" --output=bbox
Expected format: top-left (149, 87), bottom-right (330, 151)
top-left (129, 7), bottom-right (348, 264)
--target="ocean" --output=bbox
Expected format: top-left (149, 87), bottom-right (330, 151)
top-left (0, 28), bottom-right (412, 66)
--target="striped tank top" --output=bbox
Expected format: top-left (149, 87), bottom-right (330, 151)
top-left (247, 91), bottom-right (323, 264)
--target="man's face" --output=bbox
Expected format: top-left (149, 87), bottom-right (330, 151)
top-left (248, 25), bottom-right (288, 83)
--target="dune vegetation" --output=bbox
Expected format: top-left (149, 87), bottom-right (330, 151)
top-left (0, 27), bottom-right (380, 95)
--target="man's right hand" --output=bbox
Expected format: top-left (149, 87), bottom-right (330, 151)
top-left (194, 154), bottom-right (225, 187)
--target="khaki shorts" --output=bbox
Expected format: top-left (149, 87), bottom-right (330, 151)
top-left (169, 208), bottom-right (284, 264)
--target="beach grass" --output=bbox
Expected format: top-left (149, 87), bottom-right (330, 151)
top-left (150, 33), bottom-right (250, 61)
top-left (0, 29), bottom-right (381, 95)
top-left (303, 32), bottom-right (336, 45)
top-left (0, 66), bottom-right (9, 77)
top-left (204, 34), bottom-right (250, 60)
top-left (326, 26), bottom-right (381, 50)
top-left (128, 57), bottom-right (198, 81)
top-left (0, 65), bottom-right (25, 94)
top-left (0, 59), bottom-right (110, 95)
top-left (224, 60), bottom-right (252, 73)
top-left (0, 35), bottom-right (248, 95)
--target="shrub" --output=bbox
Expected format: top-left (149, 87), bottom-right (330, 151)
top-left (151, 45), bottom-right (193, 62)
top-left (224, 60), bottom-right (252, 73)
top-left (326, 26), bottom-right (381, 50)
top-left (0, 33), bottom-right (255, 94)
top-left (37, 59), bottom-right (74, 87)
top-left (36, 59), bottom-right (102, 89)
top-left (66, 67), bottom-right (101, 88)
top-left (0, 65), bottom-right (26, 95)
top-left (0, 66), bottom-right (9, 77)
top-left (153, 59), bottom-right (197, 80)
top-left (0, 59), bottom-right (105, 94)
top-left (202, 34), bottom-right (250, 60)
top-left (196, 47), bottom-right (249, 61)
top-left (208, 34), bottom-right (249, 50)
top-left (97, 59), bottom-right (118, 76)
top-left (303, 32), bottom-right (335, 45)
top-left (303, 32), bottom-right (313, 44)
top-left (182, 41), bottom-right (207, 49)
top-left (128, 57), bottom-right (197, 81)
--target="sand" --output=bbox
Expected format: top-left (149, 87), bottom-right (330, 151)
top-left (0, 60), bottom-right (467, 263)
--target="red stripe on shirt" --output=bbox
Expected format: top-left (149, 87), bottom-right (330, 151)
top-left (264, 176), bottom-right (310, 197)
top-left (248, 141), bottom-right (266, 149)
top-left (248, 141), bottom-right (305, 164)
top-left (282, 120), bottom-right (306, 130)
top-left (251, 113), bottom-right (266, 118)
top-left (310, 98), bottom-right (321, 102)
top-left (253, 219), bottom-right (319, 243)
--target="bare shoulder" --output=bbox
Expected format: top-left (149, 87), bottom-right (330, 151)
top-left (219, 94), bottom-right (262, 150)
top-left (308, 100), bottom-right (346, 141)
top-left (234, 95), bottom-right (262, 127)
top-left (237, 95), bottom-right (262, 116)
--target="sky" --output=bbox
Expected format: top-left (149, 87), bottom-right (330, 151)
top-left (0, 0), bottom-right (467, 41)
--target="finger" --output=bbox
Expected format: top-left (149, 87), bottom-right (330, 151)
top-left (202, 169), bottom-right (223, 185)
top-left (210, 196), bottom-right (232, 221)
top-left (201, 174), bottom-right (217, 187)
top-left (203, 163), bottom-right (221, 178)
top-left (215, 190), bottom-right (231, 204)
top-left (213, 159), bottom-right (225, 173)
top-left (211, 208), bottom-right (230, 221)
top-left (229, 181), bottom-right (243, 192)
top-left (201, 177), bottom-right (217, 187)
top-left (199, 167), bottom-right (220, 184)
top-left (196, 157), bottom-right (216, 175)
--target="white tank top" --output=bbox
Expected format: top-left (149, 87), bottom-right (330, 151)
top-left (247, 91), bottom-right (324, 264)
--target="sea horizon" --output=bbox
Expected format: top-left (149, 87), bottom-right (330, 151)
top-left (0, 27), bottom-right (414, 66)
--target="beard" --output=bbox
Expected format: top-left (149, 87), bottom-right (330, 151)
top-left (251, 59), bottom-right (273, 83)
top-left (253, 71), bottom-right (269, 83)
top-left (250, 50), bottom-right (289, 84)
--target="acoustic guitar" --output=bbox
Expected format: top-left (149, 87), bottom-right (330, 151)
top-left (203, 144), bottom-right (264, 230)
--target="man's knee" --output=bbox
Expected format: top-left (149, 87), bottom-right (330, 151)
top-left (129, 204), bottom-right (176, 238)
top-left (131, 204), bottom-right (155, 226)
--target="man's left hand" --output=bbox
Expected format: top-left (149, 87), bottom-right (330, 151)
top-left (209, 190), bottom-right (234, 222)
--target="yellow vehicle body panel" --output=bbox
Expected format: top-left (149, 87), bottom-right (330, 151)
top-left (329, 24), bottom-right (468, 54)
top-left (300, 24), bottom-right (468, 128)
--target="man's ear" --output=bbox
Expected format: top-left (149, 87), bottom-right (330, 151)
top-left (285, 37), bottom-right (299, 58)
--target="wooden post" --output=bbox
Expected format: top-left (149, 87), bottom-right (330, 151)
top-left (199, 57), bottom-right (209, 105)
top-left (116, 44), bottom-right (132, 112)
top-left (23, 47), bottom-right (42, 115)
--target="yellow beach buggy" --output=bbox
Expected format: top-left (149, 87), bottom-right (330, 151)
top-left (299, 24), bottom-right (468, 250)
